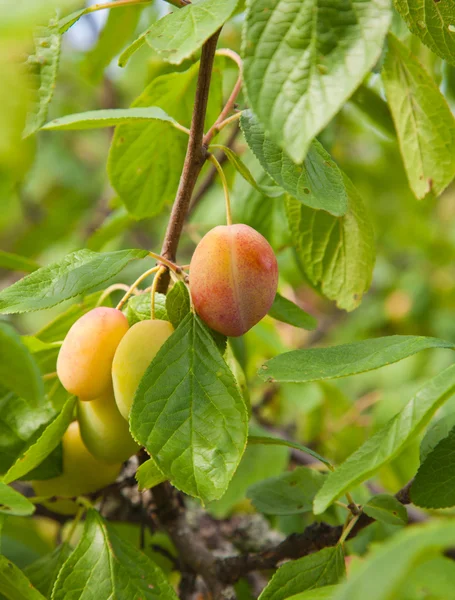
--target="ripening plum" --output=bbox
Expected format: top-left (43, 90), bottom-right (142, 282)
top-left (189, 224), bottom-right (278, 337)
top-left (57, 307), bottom-right (129, 400)
top-left (77, 390), bottom-right (139, 464)
top-left (33, 421), bottom-right (121, 514)
top-left (112, 319), bottom-right (174, 420)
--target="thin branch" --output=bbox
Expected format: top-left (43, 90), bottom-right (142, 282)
top-left (157, 30), bottom-right (221, 293)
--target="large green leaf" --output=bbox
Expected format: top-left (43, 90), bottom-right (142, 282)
top-left (146, 0), bottom-right (238, 65)
top-left (166, 282), bottom-right (190, 329)
top-left (243, 0), bottom-right (391, 163)
top-left (241, 110), bottom-right (348, 216)
top-left (332, 521), bottom-right (455, 600)
top-left (394, 0), bottom-right (455, 65)
top-left (0, 249), bottom-right (147, 314)
top-left (2, 396), bottom-right (76, 484)
top-left (286, 176), bottom-right (375, 311)
top-left (268, 294), bottom-right (317, 331)
top-left (0, 556), bottom-right (45, 600)
top-left (0, 322), bottom-right (44, 405)
top-left (24, 545), bottom-right (72, 598)
top-left (382, 33), bottom-right (455, 199)
top-left (52, 510), bottom-right (178, 600)
top-left (313, 364), bottom-right (455, 514)
top-left (259, 546), bottom-right (345, 600)
top-left (259, 336), bottom-right (455, 383)
top-left (0, 482), bottom-right (35, 516)
top-left (23, 17), bottom-right (61, 137)
top-left (412, 426), bottom-right (455, 509)
top-left (0, 389), bottom-right (54, 474)
top-left (130, 313), bottom-right (248, 502)
top-left (108, 62), bottom-right (222, 219)
top-left (247, 466), bottom-right (326, 515)
top-left (42, 107), bottom-right (179, 131)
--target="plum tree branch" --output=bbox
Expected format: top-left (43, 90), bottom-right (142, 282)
top-left (156, 30), bottom-right (221, 293)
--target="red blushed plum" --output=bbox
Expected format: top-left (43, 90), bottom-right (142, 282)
top-left (189, 224), bottom-right (278, 337)
top-left (57, 307), bottom-right (129, 400)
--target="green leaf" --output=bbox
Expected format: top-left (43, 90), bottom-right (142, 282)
top-left (23, 17), bottom-right (61, 137)
top-left (0, 251), bottom-right (39, 273)
top-left (286, 588), bottom-right (338, 600)
top-left (420, 412), bottom-right (455, 462)
top-left (52, 510), bottom-right (178, 600)
top-left (24, 544), bottom-right (72, 598)
top-left (0, 389), bottom-right (55, 474)
top-left (259, 335), bottom-right (455, 384)
top-left (286, 176), bottom-right (375, 311)
top-left (125, 293), bottom-right (168, 326)
top-left (2, 396), bottom-right (76, 484)
top-left (313, 364), bottom-right (455, 514)
top-left (382, 33), bottom-right (455, 199)
top-left (0, 482), bottom-right (35, 516)
top-left (0, 556), bottom-right (45, 600)
top-left (241, 111), bottom-right (348, 216)
top-left (136, 458), bottom-right (167, 491)
top-left (130, 313), bottom-right (248, 502)
top-left (42, 107), bottom-right (180, 131)
top-left (268, 294), bottom-right (317, 331)
top-left (0, 249), bottom-right (148, 314)
top-left (394, 0), bottom-right (455, 65)
top-left (247, 466), bottom-right (326, 515)
top-left (0, 322), bottom-right (44, 405)
top-left (87, 207), bottom-right (134, 252)
top-left (248, 436), bottom-right (332, 469)
top-left (243, 0), bottom-right (391, 163)
top-left (82, 4), bottom-right (143, 82)
top-left (350, 84), bottom-right (395, 138)
top-left (108, 62), bottom-right (222, 219)
top-left (166, 282), bottom-right (190, 329)
top-left (21, 444), bottom-right (63, 481)
top-left (35, 291), bottom-right (107, 343)
top-left (145, 0), bottom-right (238, 65)
top-left (332, 520), bottom-right (455, 600)
top-left (363, 494), bottom-right (408, 526)
top-left (412, 426), bottom-right (455, 509)
top-left (259, 546), bottom-right (345, 600)
top-left (58, 8), bottom-right (87, 33)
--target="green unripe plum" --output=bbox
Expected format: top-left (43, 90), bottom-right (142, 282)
top-left (189, 224), bottom-right (278, 337)
top-left (33, 421), bottom-right (121, 514)
top-left (57, 307), bottom-right (129, 400)
top-left (78, 391), bottom-right (139, 464)
top-left (112, 319), bottom-right (174, 420)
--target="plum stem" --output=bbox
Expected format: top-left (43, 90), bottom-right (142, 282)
top-left (150, 266), bottom-right (167, 320)
top-left (208, 153), bottom-right (232, 226)
top-left (116, 266), bottom-right (161, 310)
top-left (96, 284), bottom-right (133, 307)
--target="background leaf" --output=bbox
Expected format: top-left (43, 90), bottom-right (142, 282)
top-left (248, 436), bottom-right (332, 469)
top-left (0, 249), bottom-right (147, 314)
top-left (125, 293), bottom-right (168, 326)
top-left (130, 313), bottom-right (248, 502)
top-left (259, 546), bottom-right (345, 600)
top-left (382, 33), bottom-right (455, 199)
top-left (313, 364), bottom-right (455, 514)
top-left (42, 107), bottom-right (179, 131)
top-left (0, 483), bottom-right (35, 516)
top-left (146, 0), bottom-right (238, 65)
top-left (52, 510), bottom-right (178, 600)
top-left (394, 0), bottom-right (455, 65)
top-left (24, 544), bottom-right (72, 598)
top-left (0, 251), bottom-right (39, 273)
top-left (0, 322), bottom-right (44, 405)
top-left (241, 110), bottom-right (348, 216)
top-left (268, 293), bottom-right (317, 330)
top-left (136, 458), bottom-right (166, 491)
top-left (260, 336), bottom-right (455, 383)
top-left (247, 466), bottom-right (326, 515)
top-left (0, 556), bottom-right (45, 600)
top-left (286, 175), bottom-right (375, 312)
top-left (412, 426), bottom-right (455, 509)
top-left (363, 494), bottom-right (408, 526)
top-left (243, 0), bottom-right (391, 162)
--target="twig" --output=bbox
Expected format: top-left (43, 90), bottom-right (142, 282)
top-left (156, 30), bottom-right (221, 294)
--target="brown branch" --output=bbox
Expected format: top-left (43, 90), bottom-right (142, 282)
top-left (156, 30), bottom-right (221, 293)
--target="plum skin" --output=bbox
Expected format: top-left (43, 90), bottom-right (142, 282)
top-left (57, 307), bottom-right (129, 400)
top-left (189, 224), bottom-right (278, 337)
top-left (112, 319), bottom-right (174, 420)
top-left (32, 421), bottom-right (121, 514)
top-left (77, 390), bottom-right (139, 464)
